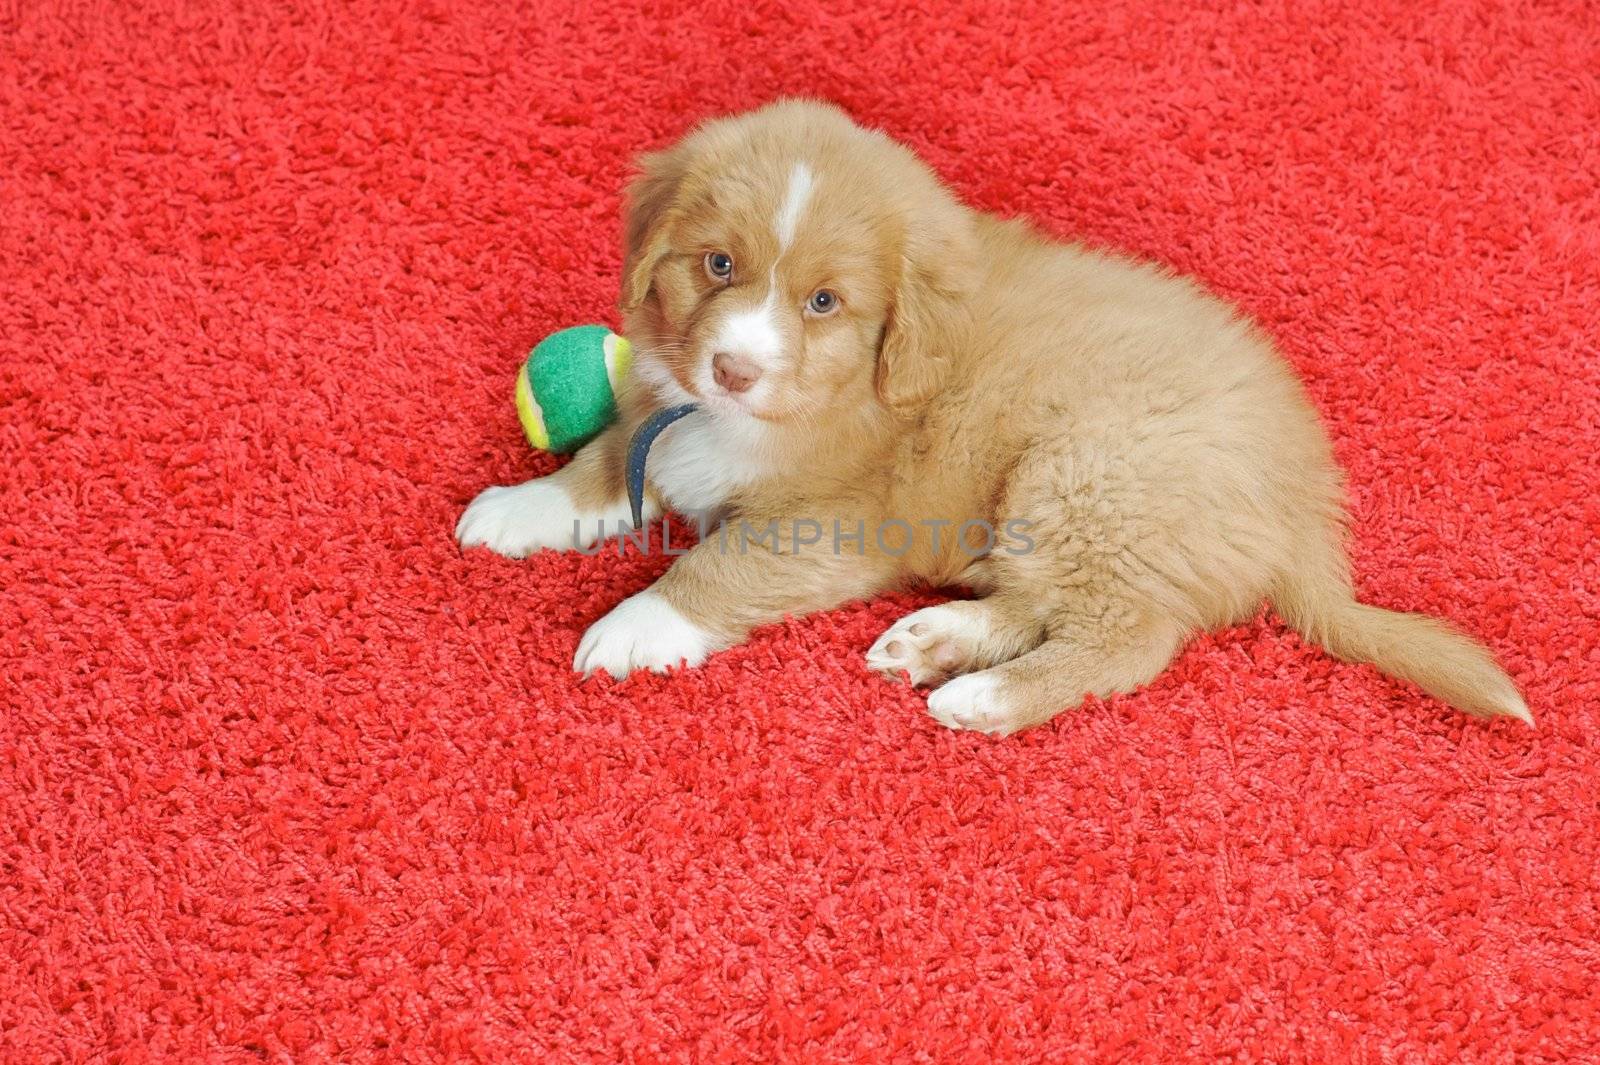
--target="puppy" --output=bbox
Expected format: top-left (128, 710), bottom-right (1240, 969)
top-left (457, 100), bottom-right (1528, 735)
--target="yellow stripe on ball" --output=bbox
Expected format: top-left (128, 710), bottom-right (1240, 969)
top-left (515, 363), bottom-right (551, 450)
top-left (603, 332), bottom-right (632, 393)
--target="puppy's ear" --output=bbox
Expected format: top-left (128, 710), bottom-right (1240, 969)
top-left (620, 145), bottom-right (689, 314)
top-left (875, 212), bottom-right (976, 412)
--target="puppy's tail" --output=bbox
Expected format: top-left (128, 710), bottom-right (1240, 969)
top-left (1272, 539), bottom-right (1530, 724)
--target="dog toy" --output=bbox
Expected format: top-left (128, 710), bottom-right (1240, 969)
top-left (516, 325), bottom-right (633, 454)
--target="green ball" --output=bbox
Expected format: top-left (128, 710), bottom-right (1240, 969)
top-left (515, 324), bottom-right (632, 454)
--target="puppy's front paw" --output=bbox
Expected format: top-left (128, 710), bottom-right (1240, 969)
top-left (456, 479), bottom-right (590, 558)
top-left (866, 604), bottom-right (984, 686)
top-left (573, 590), bottom-right (717, 679)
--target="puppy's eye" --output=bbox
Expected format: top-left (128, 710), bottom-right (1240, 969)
top-left (705, 251), bottom-right (734, 280)
top-left (806, 289), bottom-right (840, 315)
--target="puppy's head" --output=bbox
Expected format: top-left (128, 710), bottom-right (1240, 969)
top-left (619, 100), bottom-right (974, 426)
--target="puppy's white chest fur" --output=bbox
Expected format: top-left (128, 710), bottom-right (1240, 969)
top-left (646, 410), bottom-right (768, 516)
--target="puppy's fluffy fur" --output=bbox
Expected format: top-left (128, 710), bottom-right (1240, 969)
top-left (458, 100), bottom-right (1528, 734)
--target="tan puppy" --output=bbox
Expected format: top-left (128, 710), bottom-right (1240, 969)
top-left (457, 100), bottom-right (1528, 735)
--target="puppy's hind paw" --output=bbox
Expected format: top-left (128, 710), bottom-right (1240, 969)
top-left (866, 604), bottom-right (982, 686)
top-left (926, 671), bottom-right (1019, 735)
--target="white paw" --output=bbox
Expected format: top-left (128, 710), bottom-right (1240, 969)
top-left (866, 604), bottom-right (984, 686)
top-left (926, 671), bottom-right (1014, 735)
top-left (456, 479), bottom-right (594, 557)
top-left (573, 590), bottom-right (717, 679)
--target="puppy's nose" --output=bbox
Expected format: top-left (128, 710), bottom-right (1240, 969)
top-left (712, 352), bottom-right (762, 394)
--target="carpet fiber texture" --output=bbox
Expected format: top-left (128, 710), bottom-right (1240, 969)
top-left (3, 0), bottom-right (1599, 1060)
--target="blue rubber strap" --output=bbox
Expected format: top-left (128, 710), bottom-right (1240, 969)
top-left (626, 403), bottom-right (699, 529)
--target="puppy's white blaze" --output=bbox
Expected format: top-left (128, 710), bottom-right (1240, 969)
top-left (573, 589), bottom-right (715, 678)
top-left (773, 162), bottom-right (815, 251)
top-left (705, 164), bottom-right (814, 380)
top-left (715, 289), bottom-right (781, 362)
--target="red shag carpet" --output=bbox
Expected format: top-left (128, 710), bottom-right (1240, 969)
top-left (3, 0), bottom-right (1598, 1060)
